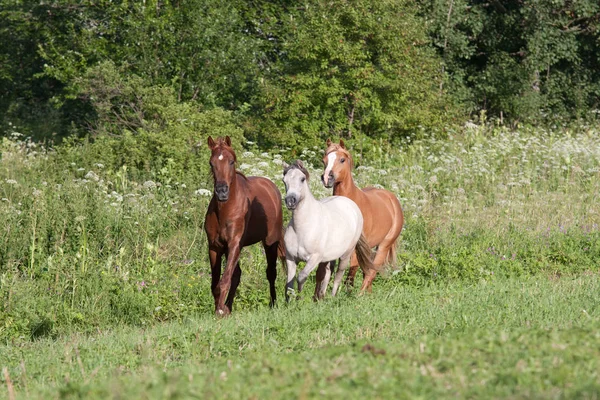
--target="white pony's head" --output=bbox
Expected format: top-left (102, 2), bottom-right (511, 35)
top-left (282, 160), bottom-right (310, 210)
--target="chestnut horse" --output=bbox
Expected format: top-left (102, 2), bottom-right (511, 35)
top-left (204, 136), bottom-right (285, 316)
top-left (321, 139), bottom-right (404, 292)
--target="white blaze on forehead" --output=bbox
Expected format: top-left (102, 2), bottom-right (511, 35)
top-left (324, 152), bottom-right (337, 178)
top-left (218, 153), bottom-right (223, 160)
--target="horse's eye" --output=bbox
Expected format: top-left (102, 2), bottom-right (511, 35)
top-left (340, 158), bottom-right (345, 163)
top-left (301, 177), bottom-right (306, 183)
top-left (229, 160), bottom-right (235, 166)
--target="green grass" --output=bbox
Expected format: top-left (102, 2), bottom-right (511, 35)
top-left (2, 123), bottom-right (600, 397)
top-left (2, 275), bottom-right (600, 399)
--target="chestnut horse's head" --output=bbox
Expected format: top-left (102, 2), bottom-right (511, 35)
top-left (207, 136), bottom-right (237, 202)
top-left (322, 138), bottom-right (353, 189)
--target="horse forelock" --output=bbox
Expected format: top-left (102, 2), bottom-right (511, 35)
top-left (325, 143), bottom-right (353, 169)
top-left (211, 140), bottom-right (237, 163)
top-left (283, 160), bottom-right (310, 181)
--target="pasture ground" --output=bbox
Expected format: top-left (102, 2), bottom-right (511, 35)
top-left (2, 124), bottom-right (600, 398)
top-left (2, 275), bottom-right (600, 399)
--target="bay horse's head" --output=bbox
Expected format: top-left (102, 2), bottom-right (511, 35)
top-left (322, 138), bottom-right (352, 188)
top-left (282, 160), bottom-right (310, 210)
top-left (207, 136), bottom-right (237, 202)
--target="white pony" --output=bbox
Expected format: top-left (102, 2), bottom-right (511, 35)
top-left (282, 160), bottom-right (373, 301)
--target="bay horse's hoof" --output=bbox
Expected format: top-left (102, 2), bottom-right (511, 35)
top-left (215, 307), bottom-right (230, 317)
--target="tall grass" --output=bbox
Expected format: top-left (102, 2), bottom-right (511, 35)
top-left (1, 123), bottom-right (599, 342)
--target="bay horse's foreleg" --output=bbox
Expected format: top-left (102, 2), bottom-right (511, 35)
top-left (314, 261), bottom-right (334, 301)
top-left (264, 242), bottom-right (278, 307)
top-left (209, 247), bottom-right (224, 312)
top-left (332, 256), bottom-right (351, 296)
top-left (224, 262), bottom-right (242, 312)
top-left (216, 243), bottom-right (242, 316)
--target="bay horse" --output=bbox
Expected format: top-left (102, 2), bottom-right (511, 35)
top-left (321, 139), bottom-right (404, 292)
top-left (204, 136), bottom-right (285, 316)
top-left (282, 160), bottom-right (373, 301)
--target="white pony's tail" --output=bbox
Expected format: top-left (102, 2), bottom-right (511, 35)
top-left (355, 233), bottom-right (374, 273)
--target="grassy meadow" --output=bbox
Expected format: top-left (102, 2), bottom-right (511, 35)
top-left (1, 122), bottom-right (600, 398)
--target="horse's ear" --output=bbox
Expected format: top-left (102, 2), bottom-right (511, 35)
top-left (296, 159), bottom-right (304, 168)
top-left (339, 139), bottom-right (346, 149)
top-left (207, 136), bottom-right (216, 149)
top-left (225, 136), bottom-right (232, 147)
top-left (326, 138), bottom-right (332, 147)
top-left (282, 161), bottom-right (289, 169)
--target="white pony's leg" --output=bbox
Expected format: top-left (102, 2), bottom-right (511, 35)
top-left (321, 260), bottom-right (335, 298)
top-left (285, 258), bottom-right (297, 302)
top-left (297, 255), bottom-right (321, 293)
top-left (315, 260), bottom-right (335, 300)
top-left (332, 256), bottom-right (351, 296)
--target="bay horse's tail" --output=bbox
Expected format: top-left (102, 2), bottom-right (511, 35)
top-left (277, 230), bottom-right (287, 273)
top-left (355, 233), bottom-right (374, 273)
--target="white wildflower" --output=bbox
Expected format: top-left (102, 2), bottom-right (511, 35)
top-left (85, 171), bottom-right (100, 181)
top-left (180, 183), bottom-right (186, 189)
top-left (32, 188), bottom-right (43, 197)
top-left (238, 163), bottom-right (251, 170)
top-left (143, 180), bottom-right (157, 190)
top-left (95, 163), bottom-right (105, 169)
top-left (5, 179), bottom-right (17, 185)
top-left (195, 189), bottom-right (212, 197)
top-left (242, 151), bottom-right (254, 158)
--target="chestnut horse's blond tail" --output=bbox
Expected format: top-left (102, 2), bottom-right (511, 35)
top-left (355, 233), bottom-right (375, 273)
top-left (385, 240), bottom-right (398, 267)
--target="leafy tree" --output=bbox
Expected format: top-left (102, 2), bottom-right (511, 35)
top-left (250, 0), bottom-right (451, 149)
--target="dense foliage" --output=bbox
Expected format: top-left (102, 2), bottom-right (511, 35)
top-left (3, 0), bottom-right (598, 151)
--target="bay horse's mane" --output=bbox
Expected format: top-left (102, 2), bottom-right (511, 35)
top-left (324, 142), bottom-right (354, 169)
top-left (283, 160), bottom-right (310, 180)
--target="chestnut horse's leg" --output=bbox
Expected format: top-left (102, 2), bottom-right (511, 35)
top-left (216, 242), bottom-right (242, 316)
top-left (209, 247), bottom-right (224, 312)
top-left (264, 242), bottom-right (278, 307)
top-left (224, 262), bottom-right (242, 312)
top-left (360, 243), bottom-right (391, 292)
top-left (344, 253), bottom-right (360, 287)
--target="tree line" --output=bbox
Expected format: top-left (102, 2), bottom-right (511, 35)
top-left (1, 0), bottom-right (599, 150)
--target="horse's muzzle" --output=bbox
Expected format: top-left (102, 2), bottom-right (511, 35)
top-left (285, 195), bottom-right (298, 210)
top-left (215, 182), bottom-right (229, 202)
top-left (321, 171), bottom-right (334, 188)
